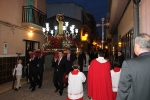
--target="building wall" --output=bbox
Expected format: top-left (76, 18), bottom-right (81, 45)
top-left (46, 3), bottom-right (86, 21)
top-left (0, 0), bottom-right (46, 84)
top-left (0, 0), bottom-right (24, 26)
top-left (0, 24), bottom-right (45, 55)
top-left (112, 33), bottom-right (118, 50)
top-left (139, 0), bottom-right (150, 35)
top-left (0, 56), bottom-right (25, 85)
top-left (118, 1), bottom-right (134, 38)
top-left (37, 0), bottom-right (46, 13)
top-left (114, 1), bottom-right (134, 59)
top-left (0, 0), bottom-right (46, 55)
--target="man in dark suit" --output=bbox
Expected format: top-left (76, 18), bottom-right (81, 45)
top-left (63, 48), bottom-right (76, 88)
top-left (77, 49), bottom-right (86, 72)
top-left (66, 48), bottom-right (76, 72)
top-left (35, 49), bottom-right (45, 88)
top-left (25, 49), bottom-right (31, 83)
top-left (116, 33), bottom-right (150, 100)
top-left (52, 50), bottom-right (69, 96)
top-left (88, 50), bottom-right (94, 64)
top-left (28, 54), bottom-right (37, 92)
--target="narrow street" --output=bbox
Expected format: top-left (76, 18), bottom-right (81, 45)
top-left (0, 70), bottom-right (90, 100)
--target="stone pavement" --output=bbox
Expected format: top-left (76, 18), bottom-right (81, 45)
top-left (0, 70), bottom-right (90, 100)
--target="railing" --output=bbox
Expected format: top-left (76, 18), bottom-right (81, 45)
top-left (22, 5), bottom-right (46, 27)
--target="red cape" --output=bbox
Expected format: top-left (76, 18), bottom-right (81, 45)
top-left (88, 59), bottom-right (113, 100)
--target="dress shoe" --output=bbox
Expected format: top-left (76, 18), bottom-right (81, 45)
top-left (14, 88), bottom-right (18, 91)
top-left (63, 85), bottom-right (67, 88)
top-left (29, 86), bottom-right (32, 89)
top-left (59, 91), bottom-right (63, 96)
top-left (38, 84), bottom-right (42, 88)
top-left (59, 92), bottom-right (62, 96)
top-left (31, 88), bottom-right (35, 91)
top-left (36, 82), bottom-right (39, 86)
top-left (55, 88), bottom-right (59, 92)
top-left (38, 86), bottom-right (41, 88)
top-left (64, 83), bottom-right (68, 88)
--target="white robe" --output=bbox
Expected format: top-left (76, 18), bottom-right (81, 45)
top-left (67, 71), bottom-right (86, 99)
top-left (111, 69), bottom-right (121, 92)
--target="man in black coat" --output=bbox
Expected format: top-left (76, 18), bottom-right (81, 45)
top-left (52, 50), bottom-right (69, 96)
top-left (76, 49), bottom-right (86, 72)
top-left (88, 50), bottom-right (94, 64)
top-left (25, 49), bottom-right (31, 83)
top-left (36, 51), bottom-right (45, 88)
top-left (28, 54), bottom-right (37, 91)
top-left (113, 51), bottom-right (125, 68)
top-left (63, 48), bottom-right (76, 88)
top-left (116, 33), bottom-right (150, 100)
top-left (66, 48), bottom-right (76, 72)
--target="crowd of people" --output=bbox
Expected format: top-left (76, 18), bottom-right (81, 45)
top-left (13, 33), bottom-right (150, 100)
top-left (13, 48), bottom-right (45, 91)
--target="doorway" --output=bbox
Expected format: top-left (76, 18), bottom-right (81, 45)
top-left (23, 39), bottom-right (40, 65)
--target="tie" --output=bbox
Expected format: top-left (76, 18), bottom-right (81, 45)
top-left (68, 55), bottom-right (70, 61)
top-left (58, 58), bottom-right (60, 65)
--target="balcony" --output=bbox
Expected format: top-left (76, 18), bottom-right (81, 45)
top-left (22, 5), bottom-right (46, 30)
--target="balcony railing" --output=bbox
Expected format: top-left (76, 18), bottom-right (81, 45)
top-left (22, 5), bottom-right (46, 27)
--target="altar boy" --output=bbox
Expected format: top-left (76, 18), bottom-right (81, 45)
top-left (66, 60), bottom-right (86, 100)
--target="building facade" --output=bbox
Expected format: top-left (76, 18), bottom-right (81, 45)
top-left (108, 0), bottom-right (149, 60)
top-left (0, 0), bottom-right (46, 84)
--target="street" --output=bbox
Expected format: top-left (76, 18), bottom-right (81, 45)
top-left (0, 70), bottom-right (90, 100)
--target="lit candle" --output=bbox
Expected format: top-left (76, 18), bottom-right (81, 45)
top-left (113, 47), bottom-right (114, 51)
top-left (77, 47), bottom-right (78, 52)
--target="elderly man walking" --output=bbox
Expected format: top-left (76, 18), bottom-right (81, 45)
top-left (116, 33), bottom-right (150, 100)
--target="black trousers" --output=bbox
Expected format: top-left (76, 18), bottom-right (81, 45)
top-left (37, 69), bottom-right (43, 87)
top-left (29, 71), bottom-right (37, 89)
top-left (53, 72), bottom-right (64, 93)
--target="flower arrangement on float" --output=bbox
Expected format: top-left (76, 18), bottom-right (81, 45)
top-left (42, 36), bottom-right (77, 51)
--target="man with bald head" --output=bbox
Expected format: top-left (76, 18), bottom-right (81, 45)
top-left (116, 33), bottom-right (150, 100)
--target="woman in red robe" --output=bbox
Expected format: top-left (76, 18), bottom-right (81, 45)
top-left (88, 49), bottom-right (113, 100)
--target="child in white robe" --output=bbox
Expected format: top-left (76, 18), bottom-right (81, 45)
top-left (66, 60), bottom-right (86, 100)
top-left (110, 66), bottom-right (121, 100)
top-left (14, 59), bottom-right (23, 90)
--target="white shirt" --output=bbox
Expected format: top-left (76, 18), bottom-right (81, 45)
top-left (16, 64), bottom-right (23, 75)
top-left (96, 57), bottom-right (107, 63)
top-left (88, 57), bottom-right (107, 70)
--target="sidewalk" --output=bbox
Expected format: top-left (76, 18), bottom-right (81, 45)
top-left (0, 70), bottom-right (52, 95)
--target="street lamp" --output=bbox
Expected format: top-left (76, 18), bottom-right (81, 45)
top-left (96, 17), bottom-right (109, 49)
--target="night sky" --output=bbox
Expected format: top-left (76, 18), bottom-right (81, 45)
top-left (46, 0), bottom-right (109, 38)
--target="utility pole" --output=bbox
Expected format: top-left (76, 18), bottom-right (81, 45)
top-left (96, 18), bottom-right (109, 49)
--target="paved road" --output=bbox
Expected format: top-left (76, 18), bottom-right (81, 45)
top-left (0, 70), bottom-right (90, 100)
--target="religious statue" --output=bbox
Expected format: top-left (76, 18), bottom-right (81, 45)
top-left (56, 14), bottom-right (64, 36)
